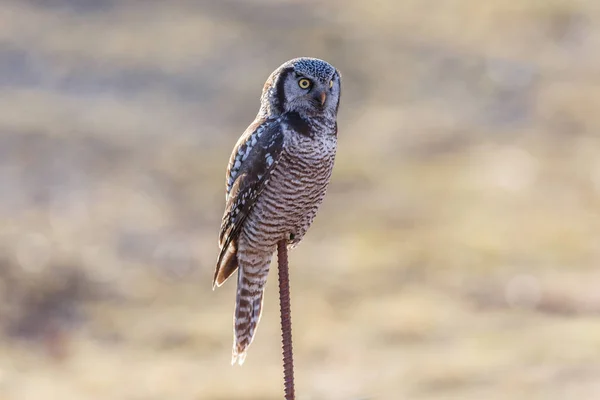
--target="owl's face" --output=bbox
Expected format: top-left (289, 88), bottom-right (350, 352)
top-left (260, 58), bottom-right (341, 119)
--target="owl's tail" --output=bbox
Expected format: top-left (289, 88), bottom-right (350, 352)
top-left (232, 251), bottom-right (272, 365)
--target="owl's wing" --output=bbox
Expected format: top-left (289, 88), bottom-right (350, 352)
top-left (214, 118), bottom-right (284, 288)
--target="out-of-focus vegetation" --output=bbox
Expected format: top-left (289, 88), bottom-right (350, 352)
top-left (1, 1), bottom-right (599, 399)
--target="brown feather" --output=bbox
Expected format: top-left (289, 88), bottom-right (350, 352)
top-left (213, 240), bottom-right (238, 288)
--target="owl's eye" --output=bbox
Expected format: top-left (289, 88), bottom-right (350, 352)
top-left (329, 80), bottom-right (334, 88)
top-left (298, 78), bottom-right (311, 89)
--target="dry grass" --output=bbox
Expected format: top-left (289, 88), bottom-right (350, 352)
top-left (0, 1), bottom-right (599, 399)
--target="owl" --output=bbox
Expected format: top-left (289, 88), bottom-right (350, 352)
top-left (213, 57), bottom-right (342, 365)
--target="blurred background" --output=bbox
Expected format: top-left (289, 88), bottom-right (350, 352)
top-left (1, 0), bottom-right (600, 399)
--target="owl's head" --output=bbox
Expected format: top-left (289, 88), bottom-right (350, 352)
top-left (260, 57), bottom-right (341, 119)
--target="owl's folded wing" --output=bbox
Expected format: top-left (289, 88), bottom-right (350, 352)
top-left (214, 119), bottom-right (284, 287)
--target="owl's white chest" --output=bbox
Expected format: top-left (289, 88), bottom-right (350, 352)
top-left (283, 128), bottom-right (337, 162)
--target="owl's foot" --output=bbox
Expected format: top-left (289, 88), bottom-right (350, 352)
top-left (286, 232), bottom-right (302, 249)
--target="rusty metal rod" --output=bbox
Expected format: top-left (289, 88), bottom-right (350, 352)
top-left (277, 239), bottom-right (295, 400)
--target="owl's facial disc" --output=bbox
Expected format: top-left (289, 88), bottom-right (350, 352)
top-left (282, 72), bottom-right (337, 116)
top-left (295, 76), bottom-right (326, 109)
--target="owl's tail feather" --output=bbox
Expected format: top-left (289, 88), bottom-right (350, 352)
top-left (214, 242), bottom-right (238, 289)
top-left (232, 253), bottom-right (272, 365)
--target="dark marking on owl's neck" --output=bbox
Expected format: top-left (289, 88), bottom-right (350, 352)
top-left (334, 73), bottom-right (341, 115)
top-left (273, 67), bottom-right (294, 115)
top-left (283, 111), bottom-right (312, 137)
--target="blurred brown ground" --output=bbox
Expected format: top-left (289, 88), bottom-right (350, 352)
top-left (0, 1), bottom-right (599, 399)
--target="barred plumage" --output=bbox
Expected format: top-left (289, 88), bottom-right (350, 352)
top-left (214, 57), bottom-right (341, 365)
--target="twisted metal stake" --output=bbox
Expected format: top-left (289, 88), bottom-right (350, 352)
top-left (277, 239), bottom-right (295, 400)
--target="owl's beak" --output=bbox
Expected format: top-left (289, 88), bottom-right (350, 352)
top-left (310, 90), bottom-right (327, 108)
top-left (319, 91), bottom-right (327, 106)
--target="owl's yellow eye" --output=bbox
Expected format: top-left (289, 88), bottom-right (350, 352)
top-left (298, 78), bottom-right (311, 89)
top-left (329, 80), bottom-right (334, 88)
